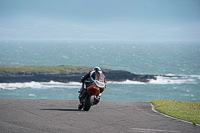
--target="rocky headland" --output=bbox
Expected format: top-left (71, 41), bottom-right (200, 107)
top-left (0, 65), bottom-right (157, 83)
top-left (0, 65), bottom-right (183, 83)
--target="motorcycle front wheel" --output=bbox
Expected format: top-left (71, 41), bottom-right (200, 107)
top-left (83, 94), bottom-right (94, 111)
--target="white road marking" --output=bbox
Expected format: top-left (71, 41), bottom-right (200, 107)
top-left (131, 128), bottom-right (180, 132)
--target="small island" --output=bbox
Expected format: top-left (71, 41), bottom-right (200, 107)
top-left (0, 65), bottom-right (157, 83)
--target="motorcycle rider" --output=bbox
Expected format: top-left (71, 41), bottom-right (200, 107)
top-left (78, 66), bottom-right (106, 109)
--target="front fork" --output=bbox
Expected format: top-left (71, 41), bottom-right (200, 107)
top-left (93, 93), bottom-right (101, 105)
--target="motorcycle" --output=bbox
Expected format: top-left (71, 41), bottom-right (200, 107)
top-left (78, 80), bottom-right (105, 111)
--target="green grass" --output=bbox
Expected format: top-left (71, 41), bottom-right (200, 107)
top-left (0, 65), bottom-right (91, 73)
top-left (150, 100), bottom-right (200, 124)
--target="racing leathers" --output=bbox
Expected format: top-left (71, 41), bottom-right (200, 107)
top-left (79, 70), bottom-right (106, 104)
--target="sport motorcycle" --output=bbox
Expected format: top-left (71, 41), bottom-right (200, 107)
top-left (78, 80), bottom-right (105, 111)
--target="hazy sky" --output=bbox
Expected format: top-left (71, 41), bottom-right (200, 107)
top-left (0, 0), bottom-right (200, 41)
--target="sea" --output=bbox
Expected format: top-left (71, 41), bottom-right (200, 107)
top-left (0, 40), bottom-right (200, 102)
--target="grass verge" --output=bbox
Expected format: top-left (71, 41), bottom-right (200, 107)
top-left (150, 100), bottom-right (200, 124)
top-left (0, 65), bottom-right (91, 73)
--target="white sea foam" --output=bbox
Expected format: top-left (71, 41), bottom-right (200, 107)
top-left (165, 73), bottom-right (179, 77)
top-left (0, 81), bottom-right (42, 90)
top-left (0, 81), bottom-right (82, 90)
top-left (29, 94), bottom-right (36, 97)
top-left (189, 75), bottom-right (200, 79)
top-left (108, 75), bottom-right (199, 85)
top-left (148, 76), bottom-right (198, 84)
top-left (108, 80), bottom-right (145, 84)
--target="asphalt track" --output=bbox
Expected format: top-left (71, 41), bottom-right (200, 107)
top-left (0, 98), bottom-right (199, 133)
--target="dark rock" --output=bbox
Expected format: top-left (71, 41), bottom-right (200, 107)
top-left (0, 69), bottom-right (157, 83)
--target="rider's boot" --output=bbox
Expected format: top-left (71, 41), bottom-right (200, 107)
top-left (78, 89), bottom-right (87, 110)
top-left (78, 83), bottom-right (87, 110)
top-left (78, 103), bottom-right (83, 110)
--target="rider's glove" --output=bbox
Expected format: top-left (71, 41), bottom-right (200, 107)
top-left (81, 76), bottom-right (84, 82)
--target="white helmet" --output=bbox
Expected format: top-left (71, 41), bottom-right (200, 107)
top-left (93, 66), bottom-right (102, 73)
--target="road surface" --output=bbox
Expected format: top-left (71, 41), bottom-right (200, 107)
top-left (0, 98), bottom-right (199, 133)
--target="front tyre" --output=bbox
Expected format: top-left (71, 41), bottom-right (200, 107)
top-left (83, 94), bottom-right (93, 111)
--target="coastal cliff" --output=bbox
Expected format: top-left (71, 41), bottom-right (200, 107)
top-left (0, 65), bottom-right (156, 83)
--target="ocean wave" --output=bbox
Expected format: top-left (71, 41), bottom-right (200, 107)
top-left (0, 81), bottom-right (42, 90)
top-left (165, 74), bottom-right (200, 78)
top-left (0, 81), bottom-right (82, 90)
top-left (149, 75), bottom-right (198, 84)
top-left (189, 75), bottom-right (200, 79)
top-left (107, 80), bottom-right (145, 84)
top-left (108, 75), bottom-right (199, 85)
